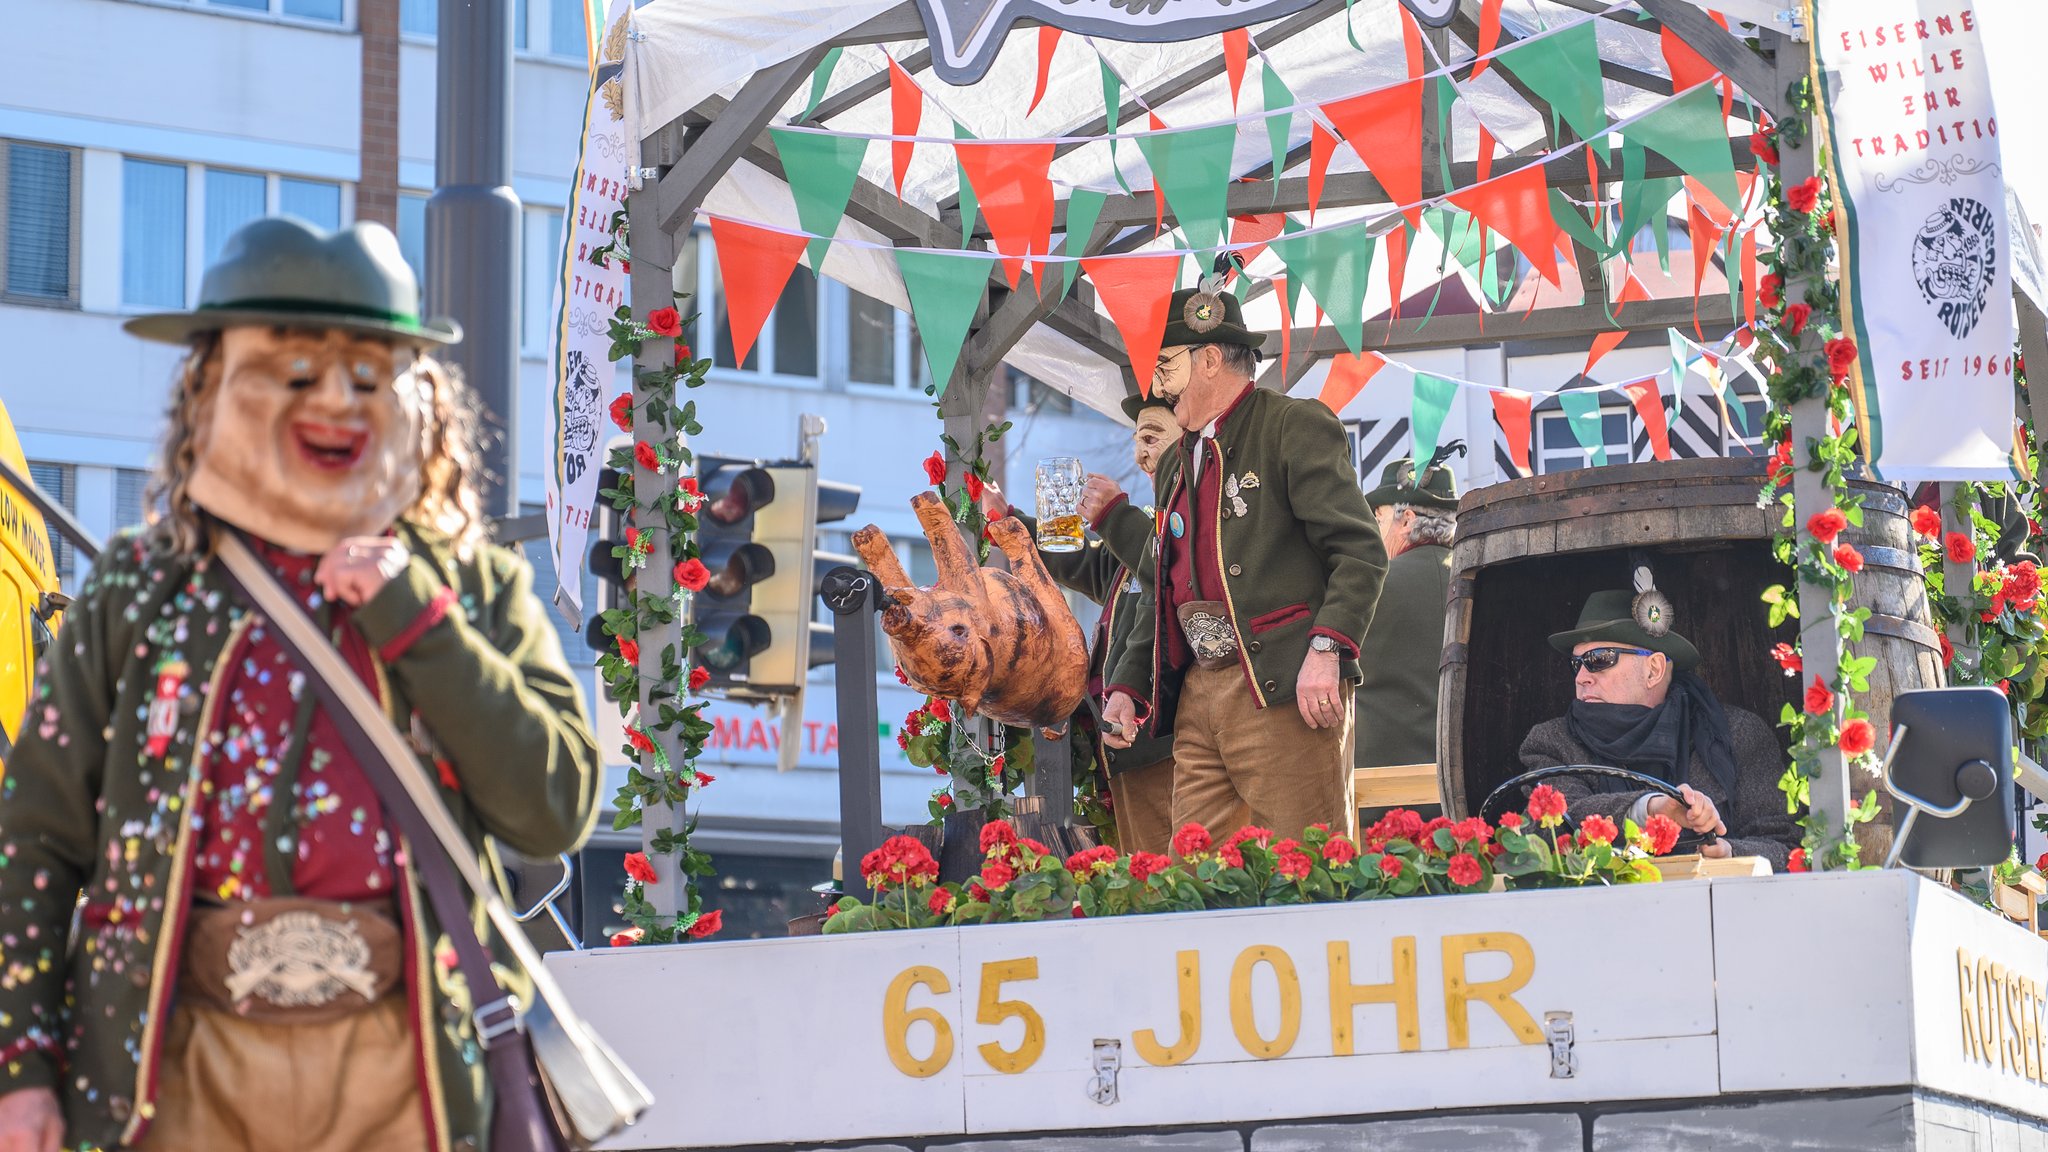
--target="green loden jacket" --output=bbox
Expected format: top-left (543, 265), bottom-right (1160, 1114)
top-left (1018, 502), bottom-right (1175, 774)
top-left (0, 524), bottom-right (602, 1152)
top-left (1111, 387), bottom-right (1387, 731)
top-left (1354, 542), bottom-right (1452, 769)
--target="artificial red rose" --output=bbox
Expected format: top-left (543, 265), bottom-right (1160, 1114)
top-left (1527, 784), bottom-right (1569, 826)
top-left (980, 819), bottom-right (1019, 855)
top-left (981, 859), bottom-right (1017, 890)
top-left (1767, 437), bottom-right (1794, 487)
top-left (678, 476), bottom-right (703, 512)
top-left (964, 472), bottom-right (984, 502)
top-left (624, 525), bottom-right (642, 553)
top-left (625, 726), bottom-right (655, 754)
top-left (1939, 632), bottom-right (1955, 667)
top-left (635, 440), bottom-right (661, 472)
top-left (2037, 852), bottom-right (2048, 873)
top-left (1825, 335), bottom-right (1858, 381)
top-left (1446, 853), bottom-right (1484, 887)
top-left (1787, 847), bottom-right (1809, 873)
top-left (1378, 855), bottom-right (1405, 879)
top-left (1784, 302), bottom-right (1813, 334)
top-left (929, 698), bottom-right (952, 722)
top-left (1804, 676), bottom-right (1834, 716)
top-left (676, 341), bottom-right (692, 361)
top-left (989, 754), bottom-right (1007, 779)
top-left (687, 909), bottom-right (723, 939)
top-left (1128, 851), bottom-right (1172, 881)
top-left (1910, 505), bottom-right (1942, 537)
top-left (1759, 273), bottom-right (1783, 311)
top-left (1643, 813), bottom-right (1682, 856)
top-left (693, 771), bottom-right (715, 788)
top-left (1496, 811), bottom-right (1523, 831)
top-left (1171, 822), bottom-right (1212, 857)
top-left (1579, 813), bottom-right (1619, 846)
top-left (610, 927), bottom-right (644, 947)
top-left (2007, 561), bottom-right (2042, 603)
top-left (934, 792), bottom-right (953, 809)
top-left (1838, 718), bottom-right (1877, 757)
top-left (689, 665), bottom-right (711, 690)
top-left (922, 451), bottom-right (947, 486)
top-left (647, 306), bottom-right (683, 337)
top-left (610, 393), bottom-right (633, 432)
top-left (1998, 680), bottom-right (2012, 696)
top-left (624, 851), bottom-right (658, 884)
top-left (1275, 848), bottom-right (1314, 881)
top-left (1807, 508), bottom-right (1847, 544)
top-left (1786, 176), bottom-right (1823, 215)
top-left (927, 888), bottom-right (956, 916)
top-left (674, 558), bottom-right (710, 591)
top-left (1749, 132), bottom-right (1779, 165)
top-left (619, 260), bottom-right (630, 274)
top-left (1833, 544), bottom-right (1864, 573)
top-left (1946, 532), bottom-right (1977, 564)
top-left (1770, 642), bottom-right (1802, 674)
top-left (1321, 837), bottom-right (1360, 865)
top-left (616, 635), bottom-right (640, 664)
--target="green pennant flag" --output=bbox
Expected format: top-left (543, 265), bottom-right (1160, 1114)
top-left (953, 122), bottom-right (980, 246)
top-left (1135, 124), bottom-right (1237, 253)
top-left (1270, 221), bottom-right (1374, 354)
top-left (1262, 62), bottom-right (1295, 207)
top-left (1410, 372), bottom-right (1459, 461)
top-left (1060, 187), bottom-right (1107, 298)
top-left (802, 46), bottom-right (845, 120)
top-left (1621, 85), bottom-right (1741, 228)
top-left (1425, 208), bottom-right (1486, 280)
top-left (1549, 188), bottom-right (1621, 261)
top-left (898, 249), bottom-right (988, 396)
top-left (1100, 60), bottom-right (1134, 196)
top-left (1431, 75), bottom-right (1457, 195)
top-left (770, 127), bottom-right (868, 274)
top-left (1559, 389), bottom-right (1609, 466)
top-left (1668, 328), bottom-right (1689, 409)
top-left (1497, 21), bottom-right (1606, 150)
top-left (1280, 214), bottom-right (1307, 318)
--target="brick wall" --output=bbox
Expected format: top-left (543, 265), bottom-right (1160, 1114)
top-left (357, 0), bottom-right (400, 229)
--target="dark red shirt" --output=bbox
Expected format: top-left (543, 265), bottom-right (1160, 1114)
top-left (1159, 386), bottom-right (1253, 674)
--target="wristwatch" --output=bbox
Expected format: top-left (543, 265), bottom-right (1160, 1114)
top-left (1309, 635), bottom-right (1338, 654)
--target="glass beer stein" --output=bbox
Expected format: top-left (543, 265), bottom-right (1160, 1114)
top-left (1035, 457), bottom-right (1086, 553)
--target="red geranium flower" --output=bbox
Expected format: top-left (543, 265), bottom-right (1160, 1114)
top-left (1378, 855), bottom-right (1404, 879)
top-left (689, 665), bottom-right (711, 690)
top-left (634, 440), bottom-right (661, 472)
top-left (610, 927), bottom-right (644, 947)
top-left (1452, 817), bottom-right (1492, 845)
top-left (1749, 132), bottom-right (1779, 165)
top-left (1128, 851), bottom-right (1172, 881)
top-left (616, 635), bottom-right (639, 664)
top-left (624, 851), bottom-right (658, 884)
top-left (1579, 814), bottom-right (1619, 846)
top-left (674, 558), bottom-right (710, 592)
top-left (1321, 837), bottom-right (1360, 865)
top-left (1643, 813), bottom-right (1681, 856)
top-left (980, 859), bottom-right (1017, 890)
top-left (1365, 808), bottom-right (1426, 847)
top-left (1759, 273), bottom-right (1783, 311)
top-left (1065, 845), bottom-right (1121, 880)
top-left (1784, 302), bottom-right (1813, 334)
top-left (967, 881), bottom-right (989, 903)
top-left (1275, 847), bottom-right (1314, 881)
top-left (1838, 718), bottom-right (1877, 757)
top-left (1787, 847), bottom-right (1808, 873)
top-left (1770, 642), bottom-right (1802, 674)
top-left (1833, 544), bottom-right (1864, 573)
top-left (687, 909), bottom-right (723, 939)
top-left (1825, 335), bottom-right (1858, 381)
top-left (1496, 811), bottom-right (1523, 831)
top-left (1804, 676), bottom-right (1834, 716)
top-left (1171, 822), bottom-right (1212, 857)
top-left (1446, 853), bottom-right (1483, 887)
top-left (861, 835), bottom-right (941, 891)
top-left (927, 888), bottom-right (955, 917)
top-left (1946, 532), bottom-right (1977, 564)
top-left (647, 306), bottom-right (683, 337)
top-left (610, 393), bottom-right (633, 432)
top-left (1807, 508), bottom-right (1847, 544)
top-left (922, 451), bottom-right (947, 487)
top-left (980, 819), bottom-right (1019, 855)
top-left (964, 472), bottom-right (984, 502)
top-left (1527, 784), bottom-right (1569, 827)
top-left (1910, 506), bottom-right (1942, 537)
top-left (1786, 176), bottom-right (1823, 215)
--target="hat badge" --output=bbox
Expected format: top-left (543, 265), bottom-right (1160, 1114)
top-left (1630, 564), bottom-right (1673, 638)
top-left (1183, 291), bottom-right (1224, 333)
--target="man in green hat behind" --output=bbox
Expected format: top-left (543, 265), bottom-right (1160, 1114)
top-left (1518, 584), bottom-right (1801, 869)
top-left (0, 217), bottom-right (603, 1151)
top-left (1100, 281), bottom-right (1386, 844)
top-left (1354, 444), bottom-right (1463, 779)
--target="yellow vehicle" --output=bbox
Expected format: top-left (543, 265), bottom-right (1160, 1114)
top-left (0, 400), bottom-right (63, 768)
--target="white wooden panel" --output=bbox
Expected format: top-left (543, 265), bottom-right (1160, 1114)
top-left (1908, 879), bottom-right (2048, 1114)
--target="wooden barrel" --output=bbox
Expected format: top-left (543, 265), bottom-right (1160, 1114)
top-left (1437, 457), bottom-right (1941, 857)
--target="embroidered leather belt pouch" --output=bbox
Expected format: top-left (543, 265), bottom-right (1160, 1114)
top-left (181, 897), bottom-right (403, 1024)
top-left (1176, 600), bottom-right (1240, 671)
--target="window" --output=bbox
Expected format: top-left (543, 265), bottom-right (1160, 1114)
top-left (846, 290), bottom-right (896, 386)
top-left (1536, 402), bottom-right (1632, 474)
top-left (549, 0), bottom-right (589, 62)
top-left (772, 276), bottom-right (819, 378)
top-left (398, 191), bottom-right (428, 284)
top-left (281, 0), bottom-right (342, 19)
top-left (26, 463), bottom-right (74, 587)
top-left (122, 159), bottom-right (187, 308)
top-left (115, 468), bottom-right (152, 534)
top-left (517, 0), bottom-right (528, 50)
top-left (1, 141), bottom-right (77, 305)
top-left (279, 178), bottom-right (341, 231)
top-left (522, 208), bottom-right (564, 355)
top-left (400, 0), bottom-right (435, 35)
top-left (203, 169), bottom-right (265, 267)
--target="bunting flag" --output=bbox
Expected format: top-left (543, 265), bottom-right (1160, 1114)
top-left (1262, 62), bottom-right (1295, 206)
top-left (953, 122), bottom-right (980, 246)
top-left (1082, 254), bottom-right (1182, 397)
top-left (1322, 80), bottom-right (1424, 228)
top-left (1270, 221), bottom-right (1374, 355)
top-left (1686, 201), bottom-right (1722, 336)
top-left (1029, 26), bottom-right (1061, 115)
top-left (888, 57), bottom-right (923, 197)
top-left (1471, 0), bottom-right (1505, 78)
top-left (709, 215), bottom-right (808, 365)
top-left (1272, 271), bottom-right (1293, 383)
top-left (770, 128), bottom-right (868, 273)
top-left (1621, 376), bottom-right (1672, 461)
top-left (1558, 389), bottom-right (1609, 466)
top-left (1497, 19), bottom-right (1605, 150)
top-left (1060, 188), bottom-right (1107, 297)
top-left (1308, 120), bottom-right (1336, 220)
top-left (1620, 85), bottom-right (1740, 229)
top-left (1223, 29), bottom-right (1249, 110)
top-left (1384, 225), bottom-right (1410, 321)
top-left (1100, 60), bottom-right (1134, 196)
top-left (1318, 351), bottom-right (1386, 413)
top-left (1668, 328), bottom-right (1690, 400)
top-left (1228, 211), bottom-right (1286, 268)
top-left (1583, 267), bottom-right (1651, 374)
top-left (1449, 163), bottom-right (1561, 287)
top-left (1410, 371), bottom-right (1458, 460)
top-left (955, 139), bottom-right (1056, 287)
top-left (897, 249), bottom-right (989, 396)
top-left (1134, 124), bottom-right (1237, 253)
top-left (1490, 388), bottom-right (1535, 476)
top-left (801, 46), bottom-right (844, 120)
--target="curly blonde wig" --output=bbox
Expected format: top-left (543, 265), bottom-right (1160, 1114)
top-left (146, 333), bottom-right (490, 559)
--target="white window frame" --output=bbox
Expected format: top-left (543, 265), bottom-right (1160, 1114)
top-left (122, 0), bottom-right (356, 30)
top-left (1534, 403), bottom-right (1634, 475)
top-left (692, 228), bottom-right (825, 390)
top-left (121, 158), bottom-right (352, 313)
top-left (0, 139), bottom-right (82, 309)
top-left (841, 281), bottom-right (918, 397)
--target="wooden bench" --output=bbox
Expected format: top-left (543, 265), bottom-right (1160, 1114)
top-left (1353, 763), bottom-right (1443, 813)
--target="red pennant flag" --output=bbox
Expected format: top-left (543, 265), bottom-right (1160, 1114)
top-left (1584, 267), bottom-right (1651, 375)
top-left (1740, 226), bottom-right (1760, 327)
top-left (1028, 27), bottom-right (1061, 115)
top-left (1622, 377), bottom-right (1672, 461)
top-left (1322, 81), bottom-right (1424, 227)
top-left (1686, 200), bottom-right (1723, 337)
top-left (1318, 351), bottom-right (1386, 413)
top-left (1685, 176), bottom-right (1737, 229)
top-left (1083, 253), bottom-right (1183, 397)
top-left (1222, 29), bottom-right (1249, 110)
top-left (1476, 122), bottom-right (1496, 182)
top-left (1490, 389), bottom-right (1535, 476)
top-left (1308, 120), bottom-right (1337, 221)
top-left (1228, 212), bottom-right (1286, 268)
top-left (1471, 0), bottom-right (1505, 77)
top-left (1400, 6), bottom-right (1423, 79)
top-left (956, 140), bottom-right (1057, 287)
top-left (1385, 225), bottom-right (1409, 322)
top-left (1451, 164), bottom-right (1562, 287)
top-left (1659, 24), bottom-right (1718, 94)
top-left (888, 57), bottom-right (923, 198)
top-left (708, 216), bottom-right (808, 366)
top-left (1272, 272), bottom-right (1292, 384)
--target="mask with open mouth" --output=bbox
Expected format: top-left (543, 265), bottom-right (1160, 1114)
top-left (186, 325), bottom-right (429, 552)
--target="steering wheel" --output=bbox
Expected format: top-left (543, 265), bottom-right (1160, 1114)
top-left (1478, 764), bottom-right (1720, 854)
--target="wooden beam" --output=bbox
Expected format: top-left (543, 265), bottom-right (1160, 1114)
top-left (1282, 292), bottom-right (1737, 357)
top-left (1636, 0), bottom-right (1781, 116)
top-left (966, 215), bottom-right (1115, 376)
top-left (800, 48), bottom-right (934, 126)
top-left (1451, 1), bottom-right (1671, 98)
top-left (736, 139), bottom-right (949, 249)
top-left (655, 49), bottom-right (830, 234)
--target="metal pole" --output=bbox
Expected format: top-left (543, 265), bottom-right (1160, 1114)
top-left (428, 0), bottom-right (522, 518)
top-left (823, 568), bottom-right (884, 903)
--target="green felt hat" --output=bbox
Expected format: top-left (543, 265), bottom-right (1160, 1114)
top-left (1548, 588), bottom-right (1700, 671)
top-left (124, 216), bottom-right (460, 346)
top-left (1366, 441), bottom-right (1464, 510)
top-left (1161, 286), bottom-right (1265, 351)
top-left (1120, 393), bottom-right (1176, 422)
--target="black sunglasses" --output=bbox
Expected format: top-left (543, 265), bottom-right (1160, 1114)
top-left (1567, 646), bottom-right (1653, 674)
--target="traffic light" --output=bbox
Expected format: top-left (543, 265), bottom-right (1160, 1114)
top-left (584, 463), bottom-right (630, 653)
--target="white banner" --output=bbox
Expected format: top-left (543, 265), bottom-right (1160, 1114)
top-left (543, 0), bottom-right (637, 617)
top-left (1815, 1), bottom-right (2015, 480)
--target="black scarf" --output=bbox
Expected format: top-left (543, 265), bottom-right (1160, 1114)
top-left (1566, 670), bottom-right (1739, 794)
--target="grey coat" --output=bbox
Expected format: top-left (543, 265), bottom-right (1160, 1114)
top-left (1517, 706), bottom-right (1802, 871)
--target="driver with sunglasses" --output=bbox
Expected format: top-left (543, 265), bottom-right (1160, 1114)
top-left (1517, 589), bottom-right (1802, 870)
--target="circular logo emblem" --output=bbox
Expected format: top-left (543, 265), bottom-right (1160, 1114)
top-left (1169, 511), bottom-right (1186, 538)
top-left (1911, 197), bottom-right (1998, 339)
top-left (1183, 291), bottom-right (1224, 334)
